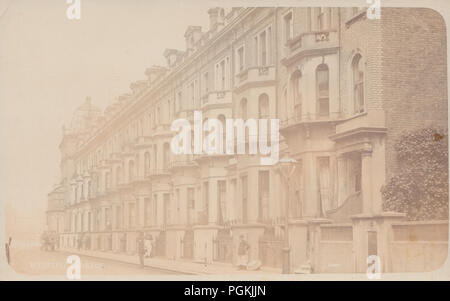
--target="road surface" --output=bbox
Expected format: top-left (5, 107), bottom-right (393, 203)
top-left (7, 246), bottom-right (178, 277)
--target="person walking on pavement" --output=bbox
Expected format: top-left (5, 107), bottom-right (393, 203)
top-left (136, 232), bottom-right (145, 268)
top-left (237, 235), bottom-right (250, 270)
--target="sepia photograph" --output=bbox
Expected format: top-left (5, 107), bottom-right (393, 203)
top-left (0, 0), bottom-right (449, 283)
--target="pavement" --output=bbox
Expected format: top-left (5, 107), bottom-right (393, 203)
top-left (59, 248), bottom-right (281, 275)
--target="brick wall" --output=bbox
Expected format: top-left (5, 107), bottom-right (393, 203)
top-left (340, 8), bottom-right (384, 115)
top-left (381, 8), bottom-right (448, 178)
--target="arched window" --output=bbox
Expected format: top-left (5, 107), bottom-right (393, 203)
top-left (316, 64), bottom-right (329, 118)
top-left (128, 160), bottom-right (135, 181)
top-left (144, 152), bottom-right (151, 176)
top-left (258, 94), bottom-right (269, 119)
top-left (240, 98), bottom-right (247, 119)
top-left (352, 54), bottom-right (364, 114)
top-left (291, 70), bottom-right (302, 120)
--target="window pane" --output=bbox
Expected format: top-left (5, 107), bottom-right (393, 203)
top-left (260, 31), bottom-right (267, 66)
top-left (318, 98), bottom-right (329, 116)
top-left (258, 94), bottom-right (269, 119)
top-left (238, 47), bottom-right (244, 71)
top-left (317, 66), bottom-right (329, 97)
top-left (240, 99), bottom-right (247, 119)
top-left (353, 55), bottom-right (364, 113)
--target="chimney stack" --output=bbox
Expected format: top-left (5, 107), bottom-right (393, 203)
top-left (163, 49), bottom-right (179, 68)
top-left (184, 26), bottom-right (202, 55)
top-left (208, 8), bottom-right (224, 33)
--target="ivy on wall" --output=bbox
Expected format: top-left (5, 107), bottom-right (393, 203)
top-left (381, 127), bottom-right (449, 220)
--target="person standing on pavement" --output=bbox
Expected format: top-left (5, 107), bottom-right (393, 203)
top-left (136, 232), bottom-right (145, 268)
top-left (144, 234), bottom-right (153, 258)
top-left (237, 235), bottom-right (250, 270)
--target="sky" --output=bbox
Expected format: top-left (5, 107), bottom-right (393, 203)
top-left (0, 0), bottom-right (210, 236)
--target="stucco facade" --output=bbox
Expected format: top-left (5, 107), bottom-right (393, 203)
top-left (46, 7), bottom-right (448, 273)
